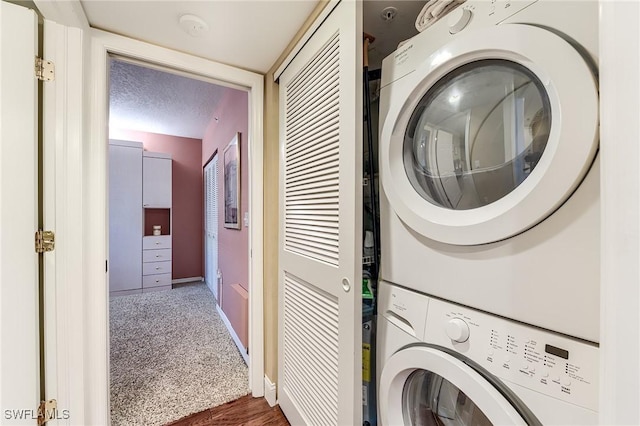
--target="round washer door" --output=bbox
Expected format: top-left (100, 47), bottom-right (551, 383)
top-left (379, 24), bottom-right (598, 245)
top-left (379, 346), bottom-right (536, 425)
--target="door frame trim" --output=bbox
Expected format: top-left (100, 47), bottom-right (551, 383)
top-left (88, 29), bottom-right (264, 423)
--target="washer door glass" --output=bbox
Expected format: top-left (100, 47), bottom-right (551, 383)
top-left (403, 369), bottom-right (492, 425)
top-left (404, 59), bottom-right (551, 210)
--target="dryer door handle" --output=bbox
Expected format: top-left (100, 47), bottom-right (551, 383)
top-left (384, 311), bottom-right (417, 337)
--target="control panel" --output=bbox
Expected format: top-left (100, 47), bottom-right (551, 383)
top-left (424, 298), bottom-right (599, 411)
top-left (380, 0), bottom-right (539, 88)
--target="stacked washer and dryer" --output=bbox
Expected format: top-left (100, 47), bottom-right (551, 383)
top-left (376, 0), bottom-right (600, 424)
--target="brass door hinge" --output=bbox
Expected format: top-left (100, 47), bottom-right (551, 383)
top-left (37, 399), bottom-right (57, 426)
top-left (35, 230), bottom-right (55, 253)
top-left (35, 57), bottom-right (55, 81)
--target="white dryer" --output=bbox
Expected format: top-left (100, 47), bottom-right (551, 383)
top-left (378, 0), bottom-right (600, 342)
top-left (377, 282), bottom-right (599, 425)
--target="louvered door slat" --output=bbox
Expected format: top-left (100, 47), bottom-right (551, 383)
top-left (283, 294), bottom-right (339, 352)
top-left (286, 191), bottom-right (340, 202)
top-left (278, 2), bottom-right (362, 425)
top-left (286, 128), bottom-right (339, 162)
top-left (286, 118), bottom-right (339, 152)
top-left (286, 150), bottom-right (338, 172)
top-left (286, 79), bottom-right (340, 127)
top-left (286, 223), bottom-right (339, 235)
top-left (286, 46), bottom-right (338, 103)
top-left (286, 223), bottom-right (338, 234)
top-left (286, 172), bottom-right (340, 191)
top-left (286, 159), bottom-right (338, 184)
top-left (286, 231), bottom-right (340, 249)
top-left (285, 214), bottom-right (338, 225)
top-left (282, 273), bottom-right (339, 425)
top-left (287, 67), bottom-right (339, 115)
top-left (287, 115), bottom-right (338, 146)
top-left (285, 240), bottom-right (339, 259)
top-left (286, 108), bottom-right (339, 146)
top-left (286, 145), bottom-right (338, 170)
top-left (285, 177), bottom-right (339, 192)
top-left (285, 33), bottom-right (340, 99)
top-left (289, 203), bottom-right (338, 214)
top-left (286, 160), bottom-right (338, 188)
top-left (286, 197), bottom-right (339, 206)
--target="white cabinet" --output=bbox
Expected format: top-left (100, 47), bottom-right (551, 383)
top-left (109, 143), bottom-right (173, 296)
top-left (142, 152), bottom-right (173, 292)
top-left (142, 236), bottom-right (172, 291)
top-left (109, 140), bottom-right (143, 295)
top-left (143, 151), bottom-right (172, 207)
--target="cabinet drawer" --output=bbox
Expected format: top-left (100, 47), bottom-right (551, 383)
top-left (143, 261), bottom-right (171, 276)
top-left (143, 235), bottom-right (171, 250)
top-left (143, 273), bottom-right (172, 288)
top-left (143, 248), bottom-right (172, 263)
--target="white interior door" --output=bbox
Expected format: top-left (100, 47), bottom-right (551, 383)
top-left (0, 1), bottom-right (40, 421)
top-left (204, 156), bottom-right (219, 300)
top-left (278, 1), bottom-right (362, 424)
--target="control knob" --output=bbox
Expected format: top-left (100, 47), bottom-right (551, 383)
top-left (448, 8), bottom-right (472, 34)
top-left (446, 318), bottom-right (470, 343)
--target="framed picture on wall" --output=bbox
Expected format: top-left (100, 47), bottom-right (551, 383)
top-left (223, 132), bottom-right (241, 229)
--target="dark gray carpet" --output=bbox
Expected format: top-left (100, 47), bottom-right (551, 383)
top-left (110, 283), bottom-right (249, 426)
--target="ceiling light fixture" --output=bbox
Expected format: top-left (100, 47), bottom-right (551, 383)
top-left (179, 14), bottom-right (209, 38)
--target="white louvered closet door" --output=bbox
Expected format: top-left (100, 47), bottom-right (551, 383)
top-left (278, 1), bottom-right (362, 425)
top-left (204, 156), bottom-right (219, 301)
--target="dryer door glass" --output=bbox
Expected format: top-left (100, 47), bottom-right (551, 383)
top-left (403, 369), bottom-right (492, 425)
top-left (403, 59), bottom-right (551, 210)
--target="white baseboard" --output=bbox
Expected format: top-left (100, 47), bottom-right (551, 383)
top-left (172, 276), bottom-right (204, 284)
top-left (216, 304), bottom-right (249, 365)
top-left (264, 375), bottom-right (277, 407)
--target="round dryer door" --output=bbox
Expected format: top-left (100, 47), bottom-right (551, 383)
top-left (379, 346), bottom-right (540, 425)
top-left (380, 24), bottom-right (598, 245)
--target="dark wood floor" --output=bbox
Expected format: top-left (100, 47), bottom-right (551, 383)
top-left (166, 395), bottom-right (290, 426)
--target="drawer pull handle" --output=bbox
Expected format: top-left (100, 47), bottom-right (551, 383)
top-left (155, 242), bottom-right (160, 245)
top-left (155, 267), bottom-right (160, 270)
top-left (155, 280), bottom-right (159, 283)
top-left (155, 255), bottom-right (160, 258)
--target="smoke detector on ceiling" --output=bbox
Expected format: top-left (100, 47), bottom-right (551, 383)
top-left (179, 14), bottom-right (209, 37)
top-left (380, 7), bottom-right (398, 22)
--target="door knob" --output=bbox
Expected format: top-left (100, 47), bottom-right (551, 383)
top-left (342, 278), bottom-right (351, 292)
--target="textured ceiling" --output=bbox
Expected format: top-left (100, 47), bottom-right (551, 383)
top-left (109, 59), bottom-right (240, 139)
top-left (81, 0), bottom-right (320, 73)
top-left (103, 1), bottom-right (427, 139)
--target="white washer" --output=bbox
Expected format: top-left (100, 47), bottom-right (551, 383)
top-left (377, 282), bottom-right (599, 425)
top-left (378, 0), bottom-right (599, 342)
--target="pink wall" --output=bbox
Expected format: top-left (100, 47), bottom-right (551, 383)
top-left (202, 89), bottom-right (249, 330)
top-left (111, 128), bottom-right (203, 280)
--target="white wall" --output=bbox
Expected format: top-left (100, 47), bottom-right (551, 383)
top-left (599, 1), bottom-right (640, 423)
